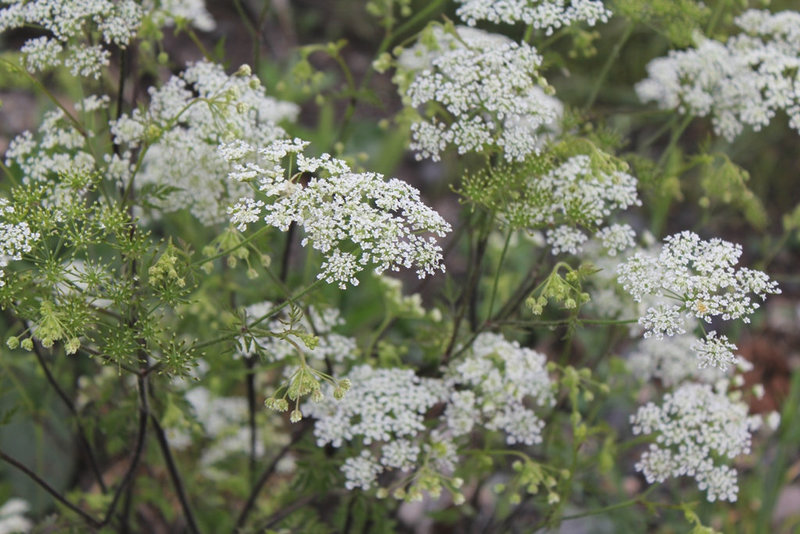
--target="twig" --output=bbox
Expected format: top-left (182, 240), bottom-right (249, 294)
top-left (31, 341), bottom-right (107, 492)
top-left (0, 449), bottom-right (102, 529)
top-left (101, 374), bottom-right (149, 526)
top-left (234, 427), bottom-right (308, 532)
top-left (151, 415), bottom-right (201, 534)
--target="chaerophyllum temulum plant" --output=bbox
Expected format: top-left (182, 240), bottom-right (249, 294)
top-left (0, 0), bottom-right (798, 532)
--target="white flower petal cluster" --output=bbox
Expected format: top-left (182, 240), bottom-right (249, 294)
top-left (111, 61), bottom-right (299, 225)
top-left (636, 9), bottom-right (800, 141)
top-left (0, 0), bottom-right (143, 77)
top-left (445, 333), bottom-right (555, 446)
top-left (143, 0), bottom-right (216, 32)
top-left (630, 382), bottom-right (761, 502)
top-left (454, 0), bottom-right (611, 35)
top-left (0, 498), bottom-right (32, 534)
top-left (617, 231), bottom-right (780, 338)
top-left (627, 333), bottom-right (752, 387)
top-left (0, 198), bottom-right (40, 288)
top-left (236, 301), bottom-right (357, 367)
top-left (399, 27), bottom-right (561, 162)
top-left (222, 139), bottom-right (451, 289)
top-left (5, 96), bottom-right (103, 185)
top-left (305, 365), bottom-right (446, 490)
top-left (508, 155), bottom-right (640, 255)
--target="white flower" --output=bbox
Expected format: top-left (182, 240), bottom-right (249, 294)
top-left (0, 198), bottom-right (41, 288)
top-left (224, 139), bottom-right (451, 289)
top-left (627, 334), bottom-right (738, 387)
top-left (446, 333), bottom-right (554, 446)
top-left (636, 9), bottom-right (800, 141)
top-left (398, 26), bottom-right (561, 162)
top-left (455, 0), bottom-right (611, 35)
top-left (617, 231), bottom-right (780, 338)
top-left (0, 498), bottom-right (32, 534)
top-left (631, 382), bottom-right (760, 502)
top-left (505, 155), bottom-right (640, 255)
top-left (342, 451), bottom-right (383, 490)
top-left (112, 61), bottom-right (299, 225)
top-left (691, 331), bottom-right (738, 370)
top-left (596, 223), bottom-right (636, 256)
top-left (306, 365), bottom-right (445, 448)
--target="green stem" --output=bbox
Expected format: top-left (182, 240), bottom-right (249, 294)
top-left (585, 23), bottom-right (634, 110)
top-left (487, 228), bottom-right (513, 322)
top-left (560, 485), bottom-right (657, 521)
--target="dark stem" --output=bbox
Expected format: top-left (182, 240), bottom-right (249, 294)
top-left (31, 341), bottom-right (107, 492)
top-left (101, 374), bottom-right (149, 526)
top-left (245, 356), bottom-right (258, 487)
top-left (234, 426), bottom-right (308, 532)
top-left (260, 495), bottom-right (316, 531)
top-left (151, 415), bottom-right (202, 534)
top-left (0, 449), bottom-right (102, 529)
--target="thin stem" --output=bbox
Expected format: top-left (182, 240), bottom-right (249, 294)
top-left (234, 427), bottom-right (308, 532)
top-left (32, 341), bottom-right (107, 492)
top-left (560, 485), bottom-right (657, 521)
top-left (486, 228), bottom-right (513, 322)
top-left (0, 59), bottom-right (89, 138)
top-left (191, 280), bottom-right (324, 351)
top-left (101, 374), bottom-right (149, 526)
top-left (0, 449), bottom-right (102, 529)
top-left (190, 226), bottom-right (269, 267)
top-left (585, 23), bottom-right (634, 110)
top-left (151, 415), bottom-right (202, 534)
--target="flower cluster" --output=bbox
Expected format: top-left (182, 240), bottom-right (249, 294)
top-left (304, 365), bottom-right (446, 490)
top-left (445, 333), bottom-right (555, 446)
top-left (222, 138), bottom-right (451, 288)
top-left (0, 199), bottom-right (40, 288)
top-left (112, 61), bottom-right (299, 225)
top-left (454, 0), bottom-right (611, 35)
top-left (5, 100), bottom-right (100, 185)
top-left (398, 26), bottom-right (561, 162)
top-left (617, 231), bottom-right (780, 338)
top-left (627, 333), bottom-right (751, 387)
top-left (636, 9), bottom-right (800, 141)
top-left (0, 498), bottom-right (32, 534)
top-left (630, 382), bottom-right (762, 502)
top-left (509, 155), bottom-right (640, 255)
top-left (0, 0), bottom-right (214, 79)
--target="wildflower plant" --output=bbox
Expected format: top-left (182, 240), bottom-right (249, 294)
top-left (0, 1), bottom-right (796, 533)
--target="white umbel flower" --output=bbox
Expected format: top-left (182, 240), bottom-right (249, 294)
top-left (455, 0), bottom-right (611, 35)
top-left (637, 9), bottom-right (800, 141)
top-left (222, 139), bottom-right (451, 289)
top-left (631, 382), bottom-right (760, 502)
top-left (399, 26), bottom-right (561, 162)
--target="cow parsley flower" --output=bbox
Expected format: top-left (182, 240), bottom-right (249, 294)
top-left (0, 199), bottom-right (40, 288)
top-left (397, 26), bottom-right (561, 162)
top-left (630, 382), bottom-right (761, 502)
top-left (505, 155), bottom-right (640, 255)
top-left (636, 9), bottom-right (800, 141)
top-left (0, 498), bottom-right (32, 534)
top-left (221, 139), bottom-right (451, 289)
top-left (445, 333), bottom-right (555, 446)
top-left (304, 365), bottom-right (446, 492)
top-left (0, 0), bottom-right (215, 77)
top-left (617, 231), bottom-right (780, 337)
top-left (627, 333), bottom-right (752, 387)
top-left (111, 61), bottom-right (299, 225)
top-left (454, 0), bottom-right (611, 35)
